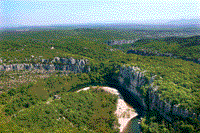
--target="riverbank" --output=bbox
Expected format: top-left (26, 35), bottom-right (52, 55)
top-left (77, 86), bottom-right (138, 133)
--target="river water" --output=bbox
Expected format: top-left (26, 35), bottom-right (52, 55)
top-left (95, 82), bottom-right (144, 133)
top-left (121, 101), bottom-right (142, 133)
top-left (122, 117), bottom-right (141, 133)
top-left (111, 84), bottom-right (144, 133)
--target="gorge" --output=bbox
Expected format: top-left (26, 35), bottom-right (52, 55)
top-left (1, 56), bottom-right (200, 132)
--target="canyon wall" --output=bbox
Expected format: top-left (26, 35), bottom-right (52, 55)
top-left (127, 49), bottom-right (200, 64)
top-left (117, 65), bottom-right (200, 122)
top-left (1, 57), bottom-right (200, 123)
top-left (0, 57), bottom-right (91, 74)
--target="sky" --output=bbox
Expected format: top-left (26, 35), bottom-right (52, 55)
top-left (1, 0), bottom-right (199, 28)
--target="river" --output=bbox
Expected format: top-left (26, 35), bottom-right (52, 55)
top-left (122, 117), bottom-right (141, 133)
top-left (121, 101), bottom-right (142, 133)
top-left (77, 85), bottom-right (144, 133)
top-left (112, 84), bottom-right (145, 133)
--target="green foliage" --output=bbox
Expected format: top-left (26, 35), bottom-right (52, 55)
top-left (4, 94), bottom-right (38, 116)
top-left (12, 101), bottom-right (77, 132)
top-left (3, 87), bottom-right (119, 132)
top-left (61, 88), bottom-right (119, 133)
top-left (1, 28), bottom-right (200, 132)
top-left (129, 35), bottom-right (200, 61)
top-left (180, 124), bottom-right (195, 133)
top-left (0, 92), bottom-right (10, 105)
top-left (141, 110), bottom-right (198, 133)
top-left (0, 70), bottom-right (119, 132)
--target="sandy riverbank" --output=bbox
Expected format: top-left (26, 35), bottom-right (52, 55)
top-left (77, 86), bottom-right (138, 133)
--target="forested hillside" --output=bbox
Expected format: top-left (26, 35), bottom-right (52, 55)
top-left (127, 35), bottom-right (200, 63)
top-left (0, 28), bottom-right (200, 132)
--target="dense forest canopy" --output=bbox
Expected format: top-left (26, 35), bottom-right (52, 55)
top-left (129, 35), bottom-right (200, 61)
top-left (0, 27), bottom-right (200, 132)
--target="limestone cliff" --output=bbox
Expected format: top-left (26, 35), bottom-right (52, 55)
top-left (0, 57), bottom-right (90, 74)
top-left (117, 65), bottom-right (200, 122)
top-left (106, 39), bottom-right (140, 46)
top-left (1, 57), bottom-right (199, 122)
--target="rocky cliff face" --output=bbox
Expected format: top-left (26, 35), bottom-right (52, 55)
top-left (118, 65), bottom-right (147, 109)
top-left (106, 39), bottom-right (140, 46)
top-left (1, 58), bottom-right (199, 122)
top-left (117, 65), bottom-right (200, 122)
top-left (0, 57), bottom-right (90, 74)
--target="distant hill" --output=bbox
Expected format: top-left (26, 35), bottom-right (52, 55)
top-left (165, 19), bottom-right (200, 25)
top-left (2, 19), bottom-right (200, 31)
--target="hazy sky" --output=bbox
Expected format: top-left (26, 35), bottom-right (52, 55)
top-left (1, 0), bottom-right (199, 27)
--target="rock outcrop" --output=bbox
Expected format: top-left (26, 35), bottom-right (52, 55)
top-left (1, 57), bottom-right (199, 123)
top-left (0, 57), bottom-right (90, 74)
top-left (106, 39), bottom-right (140, 46)
top-left (117, 65), bottom-right (200, 122)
